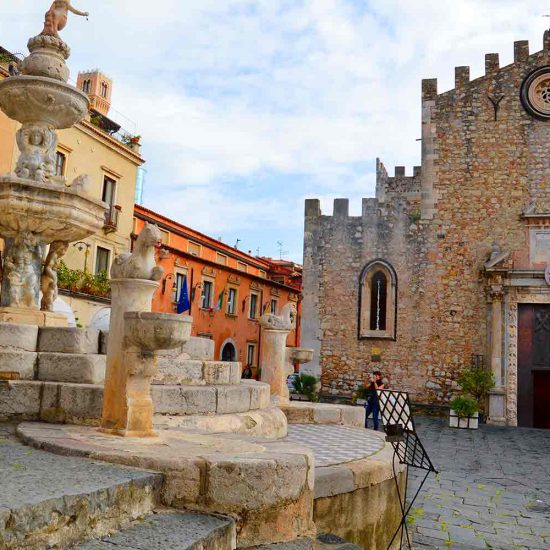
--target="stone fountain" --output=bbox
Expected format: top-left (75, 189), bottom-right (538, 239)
top-left (0, 2), bottom-right (106, 327)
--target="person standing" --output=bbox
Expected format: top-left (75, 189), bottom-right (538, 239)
top-left (364, 370), bottom-right (385, 431)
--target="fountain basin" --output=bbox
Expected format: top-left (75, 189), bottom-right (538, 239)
top-left (0, 76), bottom-right (89, 128)
top-left (0, 176), bottom-right (106, 242)
top-left (124, 312), bottom-right (193, 352)
top-left (288, 348), bottom-right (314, 364)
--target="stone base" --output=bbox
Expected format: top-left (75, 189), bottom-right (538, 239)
top-left (487, 387), bottom-right (507, 425)
top-left (17, 422), bottom-right (315, 549)
top-left (0, 307), bottom-right (68, 327)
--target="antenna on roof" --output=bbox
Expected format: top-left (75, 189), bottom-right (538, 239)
top-left (277, 241), bottom-right (289, 260)
top-left (234, 238), bottom-right (241, 249)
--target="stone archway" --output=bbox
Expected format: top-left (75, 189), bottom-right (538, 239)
top-left (220, 339), bottom-right (237, 362)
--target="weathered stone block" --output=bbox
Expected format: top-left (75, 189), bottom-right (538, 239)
top-left (38, 327), bottom-right (100, 354)
top-left (0, 381), bottom-right (41, 419)
top-left (152, 385), bottom-right (217, 415)
top-left (247, 381), bottom-right (271, 410)
top-left (216, 385), bottom-right (251, 414)
top-left (203, 361), bottom-right (231, 385)
top-left (340, 405), bottom-right (364, 427)
top-left (154, 359), bottom-right (204, 385)
top-left (313, 406), bottom-right (342, 424)
top-left (314, 466), bottom-right (355, 499)
top-left (183, 336), bottom-right (215, 361)
top-left (37, 353), bottom-right (105, 384)
top-left (229, 362), bottom-right (241, 384)
top-left (60, 383), bottom-right (103, 422)
top-left (0, 351), bottom-right (37, 380)
top-left (0, 323), bottom-right (38, 352)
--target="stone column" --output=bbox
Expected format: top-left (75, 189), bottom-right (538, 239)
top-left (100, 278), bottom-right (158, 435)
top-left (260, 302), bottom-right (298, 405)
top-left (487, 285), bottom-right (506, 425)
top-left (261, 327), bottom-right (292, 405)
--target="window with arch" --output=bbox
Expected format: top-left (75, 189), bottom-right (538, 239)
top-left (100, 82), bottom-right (108, 98)
top-left (82, 79), bottom-right (91, 93)
top-left (359, 260), bottom-right (397, 339)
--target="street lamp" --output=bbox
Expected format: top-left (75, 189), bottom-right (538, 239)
top-left (73, 241), bottom-right (91, 272)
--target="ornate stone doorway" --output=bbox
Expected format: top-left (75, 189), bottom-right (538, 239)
top-left (518, 304), bottom-right (550, 428)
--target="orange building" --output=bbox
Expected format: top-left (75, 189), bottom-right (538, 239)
top-left (134, 206), bottom-right (302, 376)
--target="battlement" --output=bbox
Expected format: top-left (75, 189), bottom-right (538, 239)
top-left (376, 158), bottom-right (421, 203)
top-left (421, 33), bottom-right (550, 101)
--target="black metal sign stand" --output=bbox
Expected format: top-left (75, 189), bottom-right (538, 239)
top-left (377, 390), bottom-right (438, 550)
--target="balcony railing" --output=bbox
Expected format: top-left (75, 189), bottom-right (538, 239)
top-left (104, 204), bottom-right (121, 233)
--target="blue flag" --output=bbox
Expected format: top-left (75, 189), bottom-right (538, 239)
top-left (177, 275), bottom-right (191, 314)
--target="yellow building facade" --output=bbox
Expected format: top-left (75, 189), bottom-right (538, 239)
top-left (0, 60), bottom-right (144, 326)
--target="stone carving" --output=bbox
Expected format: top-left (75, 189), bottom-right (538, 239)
top-left (111, 223), bottom-right (163, 281)
top-left (40, 240), bottom-right (68, 311)
top-left (4, 233), bottom-right (42, 308)
top-left (260, 302), bottom-right (297, 331)
top-left (41, 1), bottom-right (89, 38)
top-left (69, 174), bottom-right (91, 193)
top-left (489, 241), bottom-right (501, 261)
top-left (15, 125), bottom-right (57, 181)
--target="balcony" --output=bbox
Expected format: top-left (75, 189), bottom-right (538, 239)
top-left (88, 109), bottom-right (141, 152)
top-left (104, 204), bottom-right (121, 234)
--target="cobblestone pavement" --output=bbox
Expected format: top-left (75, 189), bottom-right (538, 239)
top-left (286, 424), bottom-right (383, 466)
top-left (407, 417), bottom-right (550, 550)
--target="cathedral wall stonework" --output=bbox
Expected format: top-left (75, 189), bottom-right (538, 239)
top-left (303, 36), bottom-right (550, 411)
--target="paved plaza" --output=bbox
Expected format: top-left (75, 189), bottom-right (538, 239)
top-left (286, 424), bottom-right (384, 466)
top-left (407, 417), bottom-right (550, 550)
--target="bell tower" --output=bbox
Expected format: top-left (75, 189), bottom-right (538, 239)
top-left (76, 70), bottom-right (112, 116)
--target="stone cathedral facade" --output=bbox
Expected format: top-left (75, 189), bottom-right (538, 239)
top-left (302, 33), bottom-right (550, 428)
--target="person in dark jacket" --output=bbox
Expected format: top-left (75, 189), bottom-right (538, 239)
top-left (364, 370), bottom-right (385, 430)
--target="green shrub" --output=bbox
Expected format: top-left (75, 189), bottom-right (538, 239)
top-left (292, 374), bottom-right (320, 402)
top-left (450, 396), bottom-right (478, 419)
top-left (457, 368), bottom-right (494, 414)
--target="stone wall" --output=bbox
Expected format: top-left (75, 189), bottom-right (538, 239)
top-left (303, 34), bottom-right (550, 407)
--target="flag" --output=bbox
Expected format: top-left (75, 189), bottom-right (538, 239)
top-left (177, 275), bottom-right (191, 314)
top-left (216, 288), bottom-right (225, 311)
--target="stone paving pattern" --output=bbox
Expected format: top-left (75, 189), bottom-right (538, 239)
top-left (286, 424), bottom-right (384, 466)
top-left (407, 418), bottom-right (550, 549)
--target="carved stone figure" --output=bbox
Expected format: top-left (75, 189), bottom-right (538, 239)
top-left (3, 233), bottom-right (42, 308)
top-left (111, 223), bottom-right (163, 281)
top-left (41, 1), bottom-right (89, 38)
top-left (15, 126), bottom-right (57, 181)
top-left (69, 173), bottom-right (90, 193)
top-left (40, 240), bottom-right (68, 311)
top-left (260, 302), bottom-right (297, 331)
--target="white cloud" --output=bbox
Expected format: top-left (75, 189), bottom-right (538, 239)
top-left (0, 1), bottom-right (547, 260)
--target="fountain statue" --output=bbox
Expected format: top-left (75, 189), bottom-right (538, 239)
top-left (0, 2), bottom-right (106, 326)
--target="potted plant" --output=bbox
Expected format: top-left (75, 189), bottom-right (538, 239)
top-left (449, 396), bottom-right (479, 429)
top-left (456, 367), bottom-right (495, 423)
top-left (291, 373), bottom-right (320, 402)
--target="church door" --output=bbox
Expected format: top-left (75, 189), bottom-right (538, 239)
top-left (518, 304), bottom-right (550, 428)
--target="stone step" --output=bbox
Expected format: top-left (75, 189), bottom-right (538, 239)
top-left (74, 510), bottom-right (236, 549)
top-left (0, 437), bottom-right (162, 550)
top-left (0, 380), bottom-right (271, 424)
top-left (0, 350), bottom-right (37, 380)
top-left (37, 353), bottom-right (106, 384)
top-left (155, 359), bottom-right (242, 386)
top-left (38, 327), bottom-right (100, 354)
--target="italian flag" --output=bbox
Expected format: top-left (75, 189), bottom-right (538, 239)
top-left (216, 288), bottom-right (225, 311)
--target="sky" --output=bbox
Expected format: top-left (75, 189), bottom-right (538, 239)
top-left (0, 1), bottom-right (548, 262)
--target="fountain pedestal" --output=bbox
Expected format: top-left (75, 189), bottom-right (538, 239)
top-left (0, 33), bottom-right (107, 326)
top-left (100, 226), bottom-right (192, 437)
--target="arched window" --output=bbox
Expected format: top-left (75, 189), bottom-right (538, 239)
top-left (100, 82), bottom-right (108, 98)
top-left (359, 260), bottom-right (397, 339)
top-left (82, 79), bottom-right (91, 93)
